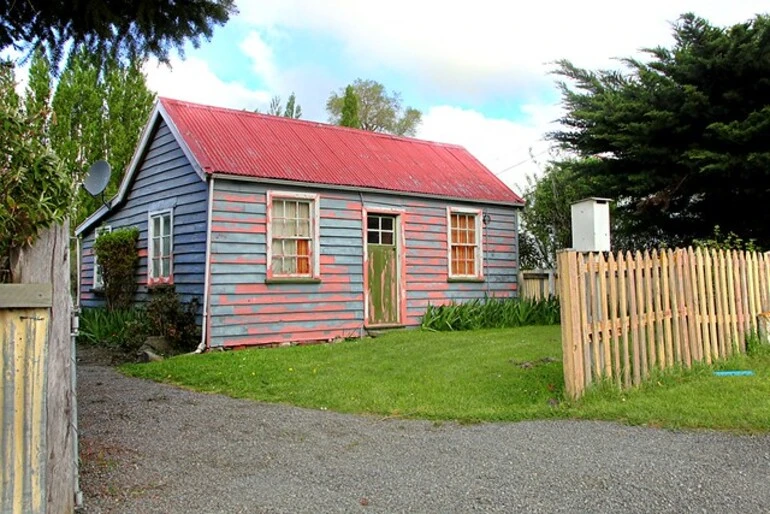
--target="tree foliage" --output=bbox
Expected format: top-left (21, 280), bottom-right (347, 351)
top-left (1, 0), bottom-right (236, 65)
top-left (339, 85), bottom-right (360, 129)
top-left (549, 13), bottom-right (770, 249)
top-left (283, 92), bottom-right (302, 119)
top-left (519, 160), bottom-right (605, 268)
top-left (93, 227), bottom-right (139, 311)
top-left (326, 79), bottom-right (422, 136)
top-left (0, 63), bottom-right (70, 262)
top-left (44, 48), bottom-right (155, 224)
top-left (261, 93), bottom-right (302, 119)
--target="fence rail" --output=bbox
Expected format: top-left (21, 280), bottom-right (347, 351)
top-left (519, 270), bottom-right (559, 300)
top-left (557, 247), bottom-right (770, 399)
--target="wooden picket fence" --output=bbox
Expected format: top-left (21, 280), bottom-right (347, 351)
top-left (557, 247), bottom-right (770, 399)
top-left (518, 270), bottom-right (559, 300)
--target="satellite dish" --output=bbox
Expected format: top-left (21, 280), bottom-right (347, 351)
top-left (83, 160), bottom-right (112, 197)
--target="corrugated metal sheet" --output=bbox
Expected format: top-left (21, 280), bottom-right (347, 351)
top-left (160, 98), bottom-right (524, 205)
top-left (1, 302), bottom-right (49, 514)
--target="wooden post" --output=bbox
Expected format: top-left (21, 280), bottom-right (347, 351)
top-left (695, 248), bottom-right (711, 365)
top-left (607, 252), bottom-right (621, 387)
top-left (617, 253), bottom-right (631, 387)
top-left (634, 251), bottom-right (648, 379)
top-left (739, 252), bottom-right (750, 351)
top-left (642, 250), bottom-right (655, 372)
top-left (704, 249), bottom-right (719, 360)
top-left (661, 250), bottom-right (675, 366)
top-left (733, 251), bottom-right (745, 352)
top-left (683, 248), bottom-right (697, 366)
top-left (597, 253), bottom-right (612, 379)
top-left (627, 252), bottom-right (641, 385)
top-left (558, 251), bottom-right (585, 400)
top-left (9, 223), bottom-right (75, 514)
top-left (577, 253), bottom-right (591, 387)
top-left (652, 251), bottom-right (665, 368)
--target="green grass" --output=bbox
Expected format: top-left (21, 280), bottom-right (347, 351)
top-left (421, 297), bottom-right (560, 331)
top-left (122, 326), bottom-right (565, 421)
top-left (571, 344), bottom-right (770, 432)
top-left (121, 326), bottom-right (770, 431)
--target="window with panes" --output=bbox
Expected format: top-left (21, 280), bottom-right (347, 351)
top-left (149, 210), bottom-right (173, 283)
top-left (449, 212), bottom-right (479, 277)
top-left (271, 198), bottom-right (313, 276)
top-left (93, 225), bottom-right (112, 289)
top-left (367, 214), bottom-right (395, 245)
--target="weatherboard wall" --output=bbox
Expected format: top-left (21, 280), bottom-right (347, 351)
top-left (207, 179), bottom-right (519, 348)
top-left (79, 119), bottom-right (208, 308)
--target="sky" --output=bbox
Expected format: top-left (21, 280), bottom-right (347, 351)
top-left (130, 1), bottom-right (768, 195)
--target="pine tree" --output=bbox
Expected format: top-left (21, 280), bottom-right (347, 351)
top-left (339, 85), bottom-right (360, 129)
top-left (1, 0), bottom-right (235, 65)
top-left (283, 92), bottom-right (302, 119)
top-left (23, 49), bottom-right (52, 133)
top-left (49, 47), bottom-right (155, 224)
top-left (549, 13), bottom-right (770, 248)
top-left (327, 79), bottom-right (421, 136)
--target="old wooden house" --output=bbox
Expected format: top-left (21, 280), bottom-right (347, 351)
top-left (76, 98), bottom-right (524, 349)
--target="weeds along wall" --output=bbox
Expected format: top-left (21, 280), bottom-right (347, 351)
top-left (558, 247), bottom-right (770, 399)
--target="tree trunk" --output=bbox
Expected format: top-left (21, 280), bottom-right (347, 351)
top-left (10, 221), bottom-right (75, 514)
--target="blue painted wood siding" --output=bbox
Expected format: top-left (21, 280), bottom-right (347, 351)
top-left (208, 179), bottom-right (518, 348)
top-left (80, 119), bottom-right (208, 308)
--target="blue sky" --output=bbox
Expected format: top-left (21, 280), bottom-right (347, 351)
top-left (144, 0), bottom-right (768, 194)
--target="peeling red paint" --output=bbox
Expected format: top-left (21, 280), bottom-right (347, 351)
top-left (320, 255), bottom-right (336, 265)
top-left (321, 209), bottom-right (362, 220)
top-left (211, 255), bottom-right (266, 265)
top-left (218, 293), bottom-right (362, 306)
top-left (214, 192), bottom-right (266, 203)
top-left (245, 319), bottom-right (360, 335)
top-left (234, 302), bottom-right (356, 315)
top-left (211, 215), bottom-right (265, 224)
top-left (211, 224), bottom-right (266, 234)
top-left (233, 282), bottom-right (353, 294)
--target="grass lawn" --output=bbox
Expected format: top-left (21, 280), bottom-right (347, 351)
top-left (121, 326), bottom-right (770, 431)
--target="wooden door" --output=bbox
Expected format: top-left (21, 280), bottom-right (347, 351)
top-left (367, 214), bottom-right (399, 325)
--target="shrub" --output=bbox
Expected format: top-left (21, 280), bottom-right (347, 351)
top-left (693, 225), bottom-right (760, 252)
top-left (78, 307), bottom-right (148, 352)
top-left (421, 297), bottom-right (560, 331)
top-left (146, 285), bottom-right (201, 352)
top-left (93, 227), bottom-right (139, 310)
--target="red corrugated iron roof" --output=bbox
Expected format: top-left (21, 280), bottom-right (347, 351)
top-left (159, 97), bottom-right (523, 205)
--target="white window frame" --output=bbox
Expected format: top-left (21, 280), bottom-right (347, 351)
top-left (266, 191), bottom-right (321, 281)
top-left (446, 207), bottom-right (484, 280)
top-left (148, 208), bottom-right (174, 285)
top-left (92, 225), bottom-right (112, 289)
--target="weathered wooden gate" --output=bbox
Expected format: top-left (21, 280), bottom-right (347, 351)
top-left (1, 284), bottom-right (51, 514)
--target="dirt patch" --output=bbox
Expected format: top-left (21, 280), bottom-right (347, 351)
top-left (509, 356), bottom-right (559, 369)
top-left (76, 343), bottom-right (135, 367)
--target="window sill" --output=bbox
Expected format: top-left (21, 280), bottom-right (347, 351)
top-left (447, 277), bottom-right (485, 283)
top-left (148, 279), bottom-right (174, 289)
top-left (266, 277), bottom-right (322, 285)
top-left (365, 323), bottom-right (405, 330)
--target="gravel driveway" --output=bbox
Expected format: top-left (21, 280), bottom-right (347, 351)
top-left (78, 362), bottom-right (770, 513)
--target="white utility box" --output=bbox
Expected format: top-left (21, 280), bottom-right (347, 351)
top-left (570, 197), bottom-right (611, 252)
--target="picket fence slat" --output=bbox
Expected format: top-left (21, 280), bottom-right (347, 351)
top-left (618, 253), bottom-right (631, 388)
top-left (607, 253), bottom-right (621, 388)
top-left (559, 247), bottom-right (769, 400)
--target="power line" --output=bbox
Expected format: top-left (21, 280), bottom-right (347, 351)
top-left (494, 148), bottom-right (551, 176)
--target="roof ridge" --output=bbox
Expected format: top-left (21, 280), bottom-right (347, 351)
top-left (158, 96), bottom-right (467, 150)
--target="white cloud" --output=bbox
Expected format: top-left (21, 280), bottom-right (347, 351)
top-left (239, 31), bottom-right (279, 89)
top-left (236, 0), bottom-right (769, 100)
top-left (143, 56), bottom-right (272, 111)
top-left (418, 103), bottom-right (564, 196)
